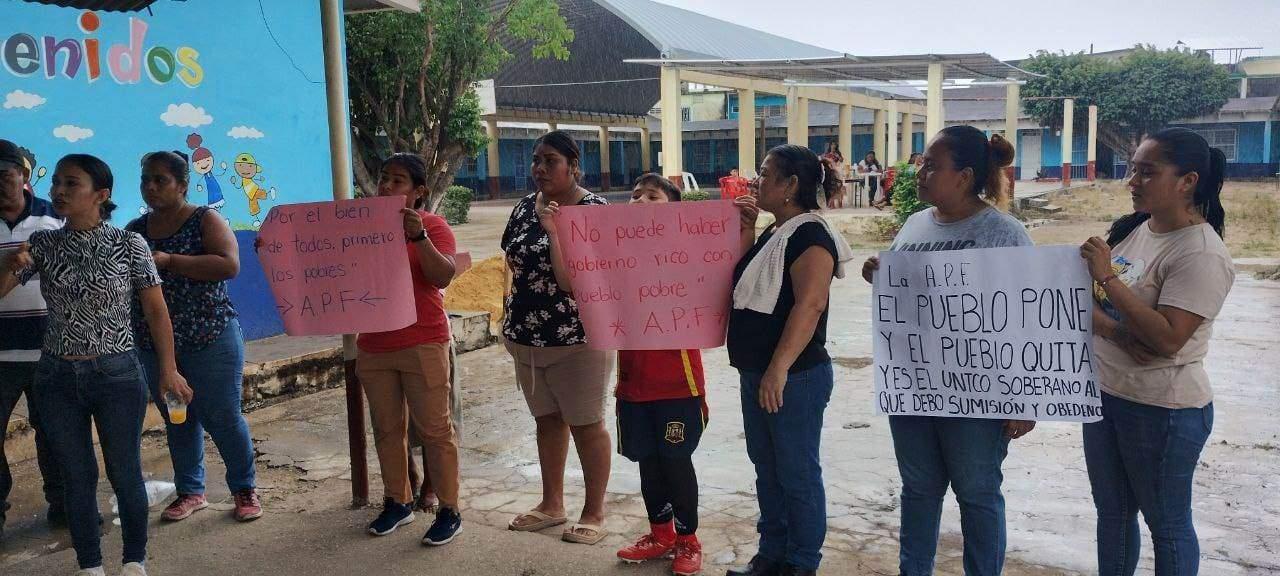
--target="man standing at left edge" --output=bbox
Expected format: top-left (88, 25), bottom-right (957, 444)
top-left (0, 139), bottom-right (66, 540)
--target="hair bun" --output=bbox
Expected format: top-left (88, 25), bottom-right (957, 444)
top-left (989, 133), bottom-right (1015, 168)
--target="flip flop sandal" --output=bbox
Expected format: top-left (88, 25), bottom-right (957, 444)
top-left (561, 523), bottom-right (608, 545)
top-left (508, 510), bottom-right (568, 532)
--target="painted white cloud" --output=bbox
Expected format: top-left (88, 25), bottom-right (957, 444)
top-left (160, 103), bottom-right (213, 128)
top-left (4, 90), bottom-right (46, 110)
top-left (53, 125), bottom-right (94, 143)
top-left (227, 125), bottom-right (265, 139)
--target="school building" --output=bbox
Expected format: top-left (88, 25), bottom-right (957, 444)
top-left (457, 0), bottom-right (1279, 194)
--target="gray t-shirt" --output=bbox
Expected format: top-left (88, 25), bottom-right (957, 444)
top-left (889, 206), bottom-right (1032, 252)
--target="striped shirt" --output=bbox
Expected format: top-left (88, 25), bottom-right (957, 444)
top-left (1, 194), bottom-right (62, 362)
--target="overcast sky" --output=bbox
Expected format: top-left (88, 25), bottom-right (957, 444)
top-left (652, 0), bottom-right (1279, 61)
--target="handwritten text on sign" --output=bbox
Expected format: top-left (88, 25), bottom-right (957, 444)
top-left (256, 196), bottom-right (415, 336)
top-left (872, 246), bottom-right (1102, 422)
top-left (554, 201), bottom-right (741, 350)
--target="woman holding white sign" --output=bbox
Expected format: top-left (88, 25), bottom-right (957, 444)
top-left (1080, 128), bottom-right (1232, 576)
top-left (861, 125), bottom-right (1036, 576)
top-left (501, 130), bottom-right (615, 545)
top-left (724, 144), bottom-right (854, 576)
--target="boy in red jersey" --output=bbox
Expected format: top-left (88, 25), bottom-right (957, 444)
top-left (540, 174), bottom-right (707, 575)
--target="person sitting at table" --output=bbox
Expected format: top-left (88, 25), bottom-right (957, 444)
top-left (858, 152), bottom-right (887, 208)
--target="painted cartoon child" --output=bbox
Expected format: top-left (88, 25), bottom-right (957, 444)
top-left (186, 133), bottom-right (227, 211)
top-left (230, 153), bottom-right (277, 226)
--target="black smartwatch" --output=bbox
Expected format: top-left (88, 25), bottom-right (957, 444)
top-left (408, 229), bottom-right (427, 243)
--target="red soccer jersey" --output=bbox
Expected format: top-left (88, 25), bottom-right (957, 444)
top-left (357, 212), bottom-right (457, 353)
top-left (616, 349), bottom-right (707, 406)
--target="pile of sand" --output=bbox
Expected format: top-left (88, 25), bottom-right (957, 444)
top-left (445, 255), bottom-right (506, 331)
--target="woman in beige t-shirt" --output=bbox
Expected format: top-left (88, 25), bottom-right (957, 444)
top-left (1079, 127), bottom-right (1233, 576)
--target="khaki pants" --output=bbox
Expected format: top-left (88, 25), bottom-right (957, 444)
top-left (357, 342), bottom-right (460, 507)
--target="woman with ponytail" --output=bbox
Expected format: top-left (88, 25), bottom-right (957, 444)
top-left (724, 145), bottom-right (853, 576)
top-left (1079, 128), bottom-right (1232, 575)
top-left (860, 125), bottom-right (1034, 576)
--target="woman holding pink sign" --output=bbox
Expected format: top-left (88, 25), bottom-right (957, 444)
top-left (355, 153), bottom-right (463, 547)
top-left (501, 130), bottom-right (615, 545)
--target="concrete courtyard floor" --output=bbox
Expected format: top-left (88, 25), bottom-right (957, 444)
top-left (1, 204), bottom-right (1277, 576)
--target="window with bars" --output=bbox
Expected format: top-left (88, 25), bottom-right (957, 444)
top-left (681, 108), bottom-right (691, 122)
top-left (754, 105), bottom-right (784, 118)
top-left (1192, 128), bottom-right (1237, 161)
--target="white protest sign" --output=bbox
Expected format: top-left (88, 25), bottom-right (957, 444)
top-left (872, 245), bottom-right (1102, 422)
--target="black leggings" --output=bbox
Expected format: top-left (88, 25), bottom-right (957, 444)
top-left (639, 455), bottom-right (699, 535)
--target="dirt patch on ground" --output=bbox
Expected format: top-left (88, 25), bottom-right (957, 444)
top-left (1038, 181), bottom-right (1280, 257)
top-left (445, 255), bottom-right (506, 331)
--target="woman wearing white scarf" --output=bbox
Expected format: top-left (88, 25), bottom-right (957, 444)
top-left (724, 145), bottom-right (852, 576)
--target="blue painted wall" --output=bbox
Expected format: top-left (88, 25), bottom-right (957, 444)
top-left (2, 1), bottom-right (337, 341)
top-left (726, 93), bottom-right (787, 120)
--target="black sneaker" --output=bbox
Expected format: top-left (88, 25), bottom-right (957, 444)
top-left (367, 498), bottom-right (415, 536)
top-left (421, 507), bottom-right (462, 546)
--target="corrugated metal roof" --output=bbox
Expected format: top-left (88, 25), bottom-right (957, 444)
top-left (596, 0), bottom-right (840, 60)
top-left (22, 0), bottom-right (157, 12)
top-left (629, 54), bottom-right (1043, 83)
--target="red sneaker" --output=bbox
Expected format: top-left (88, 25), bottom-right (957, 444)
top-left (671, 534), bottom-right (703, 576)
top-left (617, 522), bottom-right (676, 563)
top-left (161, 494), bottom-right (208, 522)
top-left (234, 489), bottom-right (264, 522)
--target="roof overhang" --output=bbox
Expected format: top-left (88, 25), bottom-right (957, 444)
top-left (627, 53), bottom-right (1043, 84)
top-left (343, 0), bottom-right (420, 14)
top-left (21, 0), bottom-right (157, 11)
top-left (23, 0), bottom-right (422, 14)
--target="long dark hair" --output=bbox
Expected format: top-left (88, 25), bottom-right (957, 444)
top-left (934, 125), bottom-right (1015, 208)
top-left (766, 144), bottom-right (839, 210)
top-left (1107, 128), bottom-right (1226, 246)
top-left (56, 154), bottom-right (116, 220)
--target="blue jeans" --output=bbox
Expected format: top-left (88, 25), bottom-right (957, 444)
top-left (1084, 393), bottom-right (1213, 576)
top-left (739, 363), bottom-right (834, 570)
top-left (33, 351), bottom-right (149, 569)
top-left (1, 361), bottom-right (64, 513)
top-left (139, 318), bottom-right (256, 495)
top-left (889, 415), bottom-right (1010, 576)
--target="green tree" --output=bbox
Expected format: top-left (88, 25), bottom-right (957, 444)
top-left (346, 1), bottom-right (573, 210)
top-left (1021, 47), bottom-right (1236, 162)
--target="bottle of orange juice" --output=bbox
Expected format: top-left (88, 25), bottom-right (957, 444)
top-left (164, 392), bottom-right (188, 425)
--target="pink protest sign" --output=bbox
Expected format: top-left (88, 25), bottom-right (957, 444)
top-left (256, 196), bottom-right (415, 336)
top-left (554, 201), bottom-right (742, 350)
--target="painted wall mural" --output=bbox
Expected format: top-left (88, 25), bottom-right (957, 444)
top-left (2, 0), bottom-right (336, 339)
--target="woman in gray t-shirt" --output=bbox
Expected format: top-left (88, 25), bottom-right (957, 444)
top-left (861, 126), bottom-right (1034, 576)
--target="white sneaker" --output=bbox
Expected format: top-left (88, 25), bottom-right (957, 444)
top-left (120, 562), bottom-right (147, 576)
top-left (74, 568), bottom-right (106, 576)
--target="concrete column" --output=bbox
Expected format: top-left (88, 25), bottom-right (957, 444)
top-left (738, 88), bottom-right (757, 177)
top-left (660, 66), bottom-right (683, 188)
top-left (598, 126), bottom-right (611, 192)
top-left (899, 112), bottom-right (913, 162)
top-left (1264, 120), bottom-right (1273, 164)
top-left (1062, 98), bottom-right (1074, 186)
top-left (873, 108), bottom-right (887, 163)
top-left (886, 101), bottom-right (899, 166)
top-left (926, 62), bottom-right (944, 140)
top-left (1240, 77), bottom-right (1249, 99)
top-left (1005, 83), bottom-right (1020, 188)
top-left (485, 119), bottom-right (500, 200)
top-left (640, 127), bottom-right (652, 173)
top-left (838, 104), bottom-right (853, 172)
top-left (1087, 105), bottom-right (1098, 181)
top-left (787, 88), bottom-right (809, 146)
